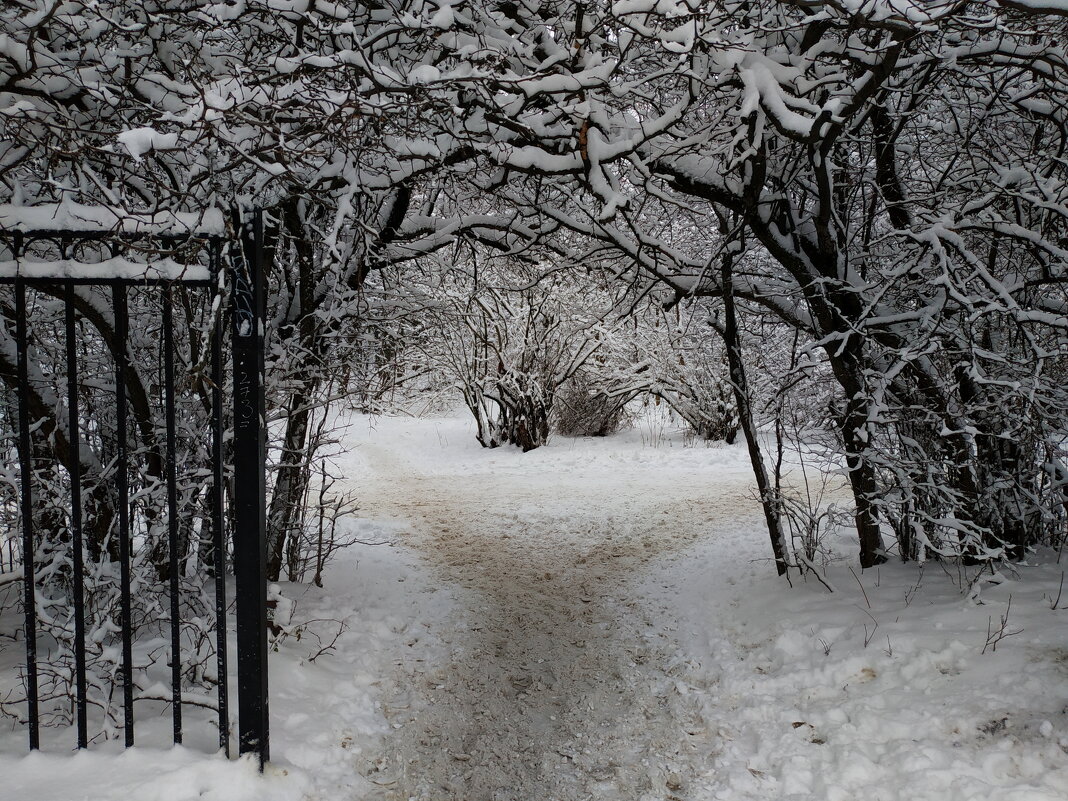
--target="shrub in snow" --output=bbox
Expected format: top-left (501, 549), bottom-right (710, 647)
top-left (423, 262), bottom-right (610, 452)
top-left (638, 306), bottom-right (740, 445)
top-left (553, 372), bottom-right (628, 438)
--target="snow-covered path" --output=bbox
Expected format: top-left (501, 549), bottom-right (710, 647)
top-left (353, 426), bottom-right (751, 801)
top-left (4, 412), bottom-right (1068, 801)
top-left (334, 414), bottom-right (1068, 801)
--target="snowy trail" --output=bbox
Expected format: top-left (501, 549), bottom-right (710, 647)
top-left (352, 432), bottom-right (752, 801)
top-left (4, 413), bottom-right (1067, 801)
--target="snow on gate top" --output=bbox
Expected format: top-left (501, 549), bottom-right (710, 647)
top-left (0, 256), bottom-right (210, 282)
top-left (0, 201), bottom-right (225, 282)
top-left (0, 201), bottom-right (225, 236)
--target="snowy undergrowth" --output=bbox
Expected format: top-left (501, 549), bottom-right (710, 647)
top-left (641, 528), bottom-right (1068, 801)
top-left (0, 517), bottom-right (454, 801)
top-left (2, 411), bottom-right (1066, 800)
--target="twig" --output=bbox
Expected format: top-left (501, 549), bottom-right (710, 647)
top-left (849, 566), bottom-right (871, 609)
top-left (796, 552), bottom-right (836, 592)
top-left (858, 606), bottom-right (879, 647)
top-left (982, 595), bottom-right (1023, 654)
top-left (307, 619), bottom-right (348, 663)
top-left (1049, 572), bottom-right (1064, 611)
top-left (904, 566), bottom-right (924, 607)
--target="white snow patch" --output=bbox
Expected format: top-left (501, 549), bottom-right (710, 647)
top-left (0, 257), bottom-right (209, 282)
top-left (2, 410), bottom-right (1066, 800)
top-left (0, 202), bottom-right (225, 236)
top-left (117, 127), bottom-right (180, 160)
top-left (407, 64), bottom-right (441, 84)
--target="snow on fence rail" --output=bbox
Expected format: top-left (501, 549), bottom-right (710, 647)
top-left (0, 202), bottom-right (225, 237)
top-left (0, 257), bottom-right (210, 283)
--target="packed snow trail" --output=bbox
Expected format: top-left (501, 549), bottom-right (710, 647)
top-left (5, 413), bottom-right (1067, 801)
top-left (351, 427), bottom-right (753, 801)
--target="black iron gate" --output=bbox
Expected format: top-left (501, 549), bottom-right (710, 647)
top-left (0, 206), bottom-right (269, 764)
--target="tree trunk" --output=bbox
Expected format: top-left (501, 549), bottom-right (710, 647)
top-left (266, 391), bottom-right (313, 581)
top-left (719, 244), bottom-right (790, 576)
top-left (828, 343), bottom-right (887, 568)
top-left (264, 199), bottom-right (320, 582)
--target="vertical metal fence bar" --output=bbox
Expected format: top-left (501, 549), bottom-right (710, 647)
top-left (163, 287), bottom-right (183, 744)
top-left (230, 210), bottom-right (269, 767)
top-left (7, 233), bottom-right (246, 755)
top-left (64, 283), bottom-right (89, 749)
top-left (7, 233), bottom-right (251, 756)
top-left (210, 243), bottom-right (230, 757)
top-left (113, 284), bottom-right (135, 747)
top-left (15, 276), bottom-right (40, 750)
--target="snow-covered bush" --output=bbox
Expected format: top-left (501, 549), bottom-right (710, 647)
top-left (553, 371), bottom-right (629, 438)
top-left (426, 264), bottom-right (610, 451)
top-left (637, 305), bottom-right (740, 445)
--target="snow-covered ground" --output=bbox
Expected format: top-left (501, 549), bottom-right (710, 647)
top-left (3, 411), bottom-right (1068, 800)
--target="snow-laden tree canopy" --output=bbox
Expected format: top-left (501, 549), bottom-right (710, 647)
top-left (3, 0), bottom-right (1067, 569)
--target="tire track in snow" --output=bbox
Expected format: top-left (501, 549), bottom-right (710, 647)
top-left (354, 440), bottom-right (755, 801)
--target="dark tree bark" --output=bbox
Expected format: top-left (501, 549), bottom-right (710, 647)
top-left (717, 235), bottom-right (790, 576)
top-left (266, 198), bottom-right (319, 582)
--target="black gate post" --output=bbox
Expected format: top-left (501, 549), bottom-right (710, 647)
top-left (229, 208), bottom-right (269, 766)
top-left (14, 274), bottom-right (40, 751)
